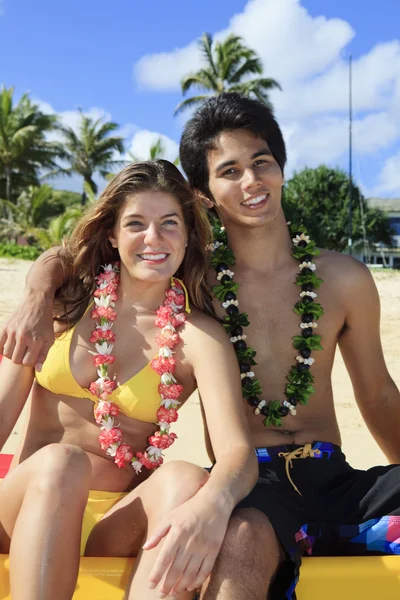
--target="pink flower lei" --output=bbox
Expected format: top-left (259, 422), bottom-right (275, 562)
top-left (89, 263), bottom-right (187, 472)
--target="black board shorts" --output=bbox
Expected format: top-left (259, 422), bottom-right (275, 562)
top-left (237, 442), bottom-right (400, 599)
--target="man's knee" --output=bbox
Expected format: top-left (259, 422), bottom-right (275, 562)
top-left (221, 508), bottom-right (283, 568)
top-left (200, 509), bottom-right (283, 599)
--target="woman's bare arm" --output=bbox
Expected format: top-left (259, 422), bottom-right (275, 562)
top-left (185, 311), bottom-right (257, 509)
top-left (144, 311), bottom-right (258, 596)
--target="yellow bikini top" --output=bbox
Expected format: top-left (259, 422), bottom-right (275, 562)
top-left (35, 279), bottom-right (190, 423)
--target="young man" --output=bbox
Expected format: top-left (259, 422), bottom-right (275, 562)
top-left (2, 93), bottom-right (400, 599)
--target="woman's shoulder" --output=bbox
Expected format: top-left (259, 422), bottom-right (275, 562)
top-left (182, 308), bottom-right (228, 345)
top-left (179, 308), bottom-right (238, 377)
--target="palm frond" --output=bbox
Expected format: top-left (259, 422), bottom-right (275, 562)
top-left (173, 94), bottom-right (211, 116)
top-left (254, 77), bottom-right (282, 91)
top-left (149, 138), bottom-right (165, 160)
top-left (199, 33), bottom-right (218, 78)
top-left (175, 32), bottom-right (282, 116)
top-left (55, 111), bottom-right (124, 196)
top-left (0, 87), bottom-right (62, 200)
top-left (228, 57), bottom-right (263, 84)
top-left (181, 71), bottom-right (219, 94)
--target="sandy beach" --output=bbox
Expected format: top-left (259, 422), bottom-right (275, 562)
top-left (1, 257), bottom-right (399, 469)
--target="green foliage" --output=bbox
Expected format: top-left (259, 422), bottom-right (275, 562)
top-left (212, 281), bottom-right (239, 301)
top-left (209, 245), bottom-right (236, 268)
top-left (174, 33), bottom-right (281, 115)
top-left (52, 189), bottom-right (81, 209)
top-left (0, 184), bottom-right (65, 241)
top-left (242, 379), bottom-right (262, 397)
top-left (0, 183), bottom-right (83, 250)
top-left (0, 86), bottom-right (64, 202)
top-left (263, 400), bottom-right (283, 427)
top-left (236, 346), bottom-right (257, 366)
top-left (292, 335), bottom-right (323, 351)
top-left (0, 242), bottom-right (41, 260)
top-left (222, 312), bottom-right (250, 330)
top-left (284, 365), bottom-right (316, 407)
top-left (283, 166), bottom-right (394, 252)
top-left (285, 382), bottom-right (315, 404)
top-left (294, 273), bottom-right (323, 288)
top-left (287, 366), bottom-right (314, 384)
top-left (292, 242), bottom-right (319, 260)
top-left (293, 302), bottom-right (324, 318)
top-left (34, 207), bottom-right (83, 250)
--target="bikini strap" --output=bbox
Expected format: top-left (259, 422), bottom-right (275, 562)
top-left (171, 277), bottom-right (191, 314)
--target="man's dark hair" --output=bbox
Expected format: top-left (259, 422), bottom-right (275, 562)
top-left (179, 92), bottom-right (287, 195)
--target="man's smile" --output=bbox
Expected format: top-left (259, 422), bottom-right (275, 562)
top-left (241, 193), bottom-right (269, 209)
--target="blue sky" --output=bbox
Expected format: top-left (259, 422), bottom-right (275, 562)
top-left (1, 0), bottom-right (400, 198)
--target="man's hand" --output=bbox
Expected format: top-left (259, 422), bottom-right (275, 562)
top-left (0, 290), bottom-right (55, 371)
top-left (143, 496), bottom-right (230, 598)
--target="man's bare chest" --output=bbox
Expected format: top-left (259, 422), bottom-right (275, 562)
top-left (211, 268), bottom-right (345, 394)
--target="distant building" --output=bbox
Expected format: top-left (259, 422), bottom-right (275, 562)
top-left (356, 198), bottom-right (400, 269)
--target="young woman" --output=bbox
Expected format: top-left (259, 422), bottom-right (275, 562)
top-left (0, 160), bottom-right (257, 600)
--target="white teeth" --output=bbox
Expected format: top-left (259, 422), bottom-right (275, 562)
top-left (242, 194), bottom-right (267, 206)
top-left (140, 253), bottom-right (167, 260)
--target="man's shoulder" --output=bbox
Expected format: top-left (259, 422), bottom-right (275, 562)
top-left (318, 249), bottom-right (376, 297)
top-left (318, 248), bottom-right (371, 278)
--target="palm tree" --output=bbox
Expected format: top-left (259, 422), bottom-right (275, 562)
top-left (34, 208), bottom-right (83, 250)
top-left (174, 33), bottom-right (282, 115)
top-left (128, 137), bottom-right (179, 166)
top-left (54, 110), bottom-right (125, 205)
top-left (0, 86), bottom-right (63, 202)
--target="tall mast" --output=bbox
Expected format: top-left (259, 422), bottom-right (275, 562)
top-left (348, 53), bottom-right (353, 256)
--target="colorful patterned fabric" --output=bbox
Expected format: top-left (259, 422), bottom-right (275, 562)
top-left (238, 442), bottom-right (400, 599)
top-left (296, 516), bottom-right (400, 556)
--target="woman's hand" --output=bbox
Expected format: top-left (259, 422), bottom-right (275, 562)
top-left (0, 290), bottom-right (54, 370)
top-left (143, 494), bottom-right (230, 597)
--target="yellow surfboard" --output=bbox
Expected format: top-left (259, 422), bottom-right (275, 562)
top-left (298, 556), bottom-right (400, 599)
top-left (0, 554), bottom-right (400, 599)
top-left (0, 555), bottom-right (132, 599)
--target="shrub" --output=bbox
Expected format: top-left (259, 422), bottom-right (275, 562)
top-left (0, 242), bottom-right (41, 260)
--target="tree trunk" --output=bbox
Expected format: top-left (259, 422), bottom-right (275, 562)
top-left (5, 167), bottom-right (12, 203)
top-left (88, 176), bottom-right (98, 195)
top-left (82, 175), bottom-right (97, 206)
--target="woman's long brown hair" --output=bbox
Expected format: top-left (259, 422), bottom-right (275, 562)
top-left (55, 160), bottom-right (214, 326)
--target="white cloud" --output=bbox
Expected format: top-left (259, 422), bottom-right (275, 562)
top-left (370, 152), bottom-right (400, 197)
top-left (127, 129), bottom-right (179, 162)
top-left (35, 100), bottom-right (57, 115)
top-left (134, 0), bottom-right (354, 93)
top-left (0, 1), bottom-right (4, 16)
top-left (34, 100), bottom-right (115, 143)
top-left (133, 0), bottom-right (400, 121)
top-left (284, 111), bottom-right (400, 175)
top-left (275, 41), bottom-right (400, 121)
top-left (134, 41), bottom-right (202, 92)
top-left (132, 0), bottom-right (400, 197)
top-left (225, 0), bottom-right (354, 85)
top-left (58, 107), bottom-right (112, 131)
